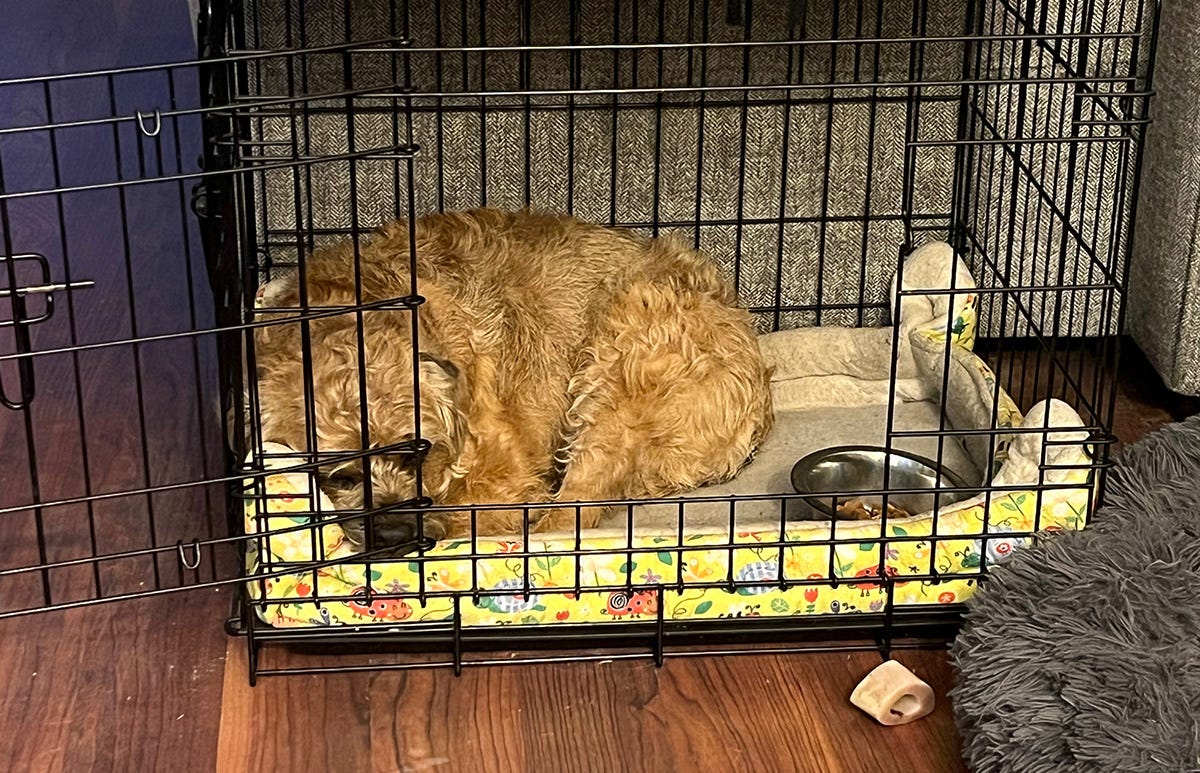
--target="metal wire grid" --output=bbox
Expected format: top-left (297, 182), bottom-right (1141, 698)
top-left (0, 0), bottom-right (1158, 680)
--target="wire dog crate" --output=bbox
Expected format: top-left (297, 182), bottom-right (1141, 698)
top-left (0, 0), bottom-right (1159, 681)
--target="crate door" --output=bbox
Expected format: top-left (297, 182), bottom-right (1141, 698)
top-left (0, 45), bottom-right (243, 617)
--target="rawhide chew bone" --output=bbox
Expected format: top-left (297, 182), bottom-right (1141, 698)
top-left (849, 660), bottom-right (935, 726)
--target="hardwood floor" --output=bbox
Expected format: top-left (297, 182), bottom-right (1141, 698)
top-left (1, 340), bottom-right (1196, 773)
top-left (216, 646), bottom-right (963, 773)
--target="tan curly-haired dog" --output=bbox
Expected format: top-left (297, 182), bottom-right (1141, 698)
top-left (253, 208), bottom-right (773, 547)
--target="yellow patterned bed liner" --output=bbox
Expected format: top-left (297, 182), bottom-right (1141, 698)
top-left (245, 470), bottom-right (1089, 628)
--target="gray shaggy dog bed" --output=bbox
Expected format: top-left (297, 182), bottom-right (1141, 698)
top-left (950, 415), bottom-right (1200, 773)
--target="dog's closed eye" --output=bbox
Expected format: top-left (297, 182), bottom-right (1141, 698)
top-left (323, 466), bottom-right (363, 490)
top-left (323, 451), bottom-right (419, 483)
top-left (380, 452), bottom-right (420, 471)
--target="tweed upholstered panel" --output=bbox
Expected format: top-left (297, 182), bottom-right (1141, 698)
top-left (241, 0), bottom-right (962, 335)
top-left (1129, 2), bottom-right (1200, 395)
top-left (963, 0), bottom-right (1146, 345)
top-left (237, 0), bottom-right (1145, 344)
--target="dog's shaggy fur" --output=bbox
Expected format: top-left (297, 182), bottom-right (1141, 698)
top-left (254, 208), bottom-right (774, 546)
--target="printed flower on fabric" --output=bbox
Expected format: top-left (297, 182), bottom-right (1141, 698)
top-left (802, 573), bottom-right (826, 603)
top-left (785, 551), bottom-right (824, 579)
top-left (682, 555), bottom-right (720, 583)
top-left (426, 565), bottom-right (471, 591)
top-left (859, 542), bottom-right (900, 561)
top-left (970, 524), bottom-right (1031, 566)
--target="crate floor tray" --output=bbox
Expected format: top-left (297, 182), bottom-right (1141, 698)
top-left (241, 243), bottom-right (1094, 627)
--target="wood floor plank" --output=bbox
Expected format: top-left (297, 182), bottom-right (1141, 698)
top-left (0, 590), bottom-right (228, 773)
top-left (372, 664), bottom-right (530, 773)
top-left (515, 659), bottom-right (646, 772)
top-left (218, 642), bottom-right (373, 772)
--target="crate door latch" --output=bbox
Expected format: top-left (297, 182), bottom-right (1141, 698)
top-left (0, 252), bottom-right (94, 410)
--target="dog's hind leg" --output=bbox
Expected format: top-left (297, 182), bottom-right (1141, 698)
top-left (535, 279), bottom-right (773, 536)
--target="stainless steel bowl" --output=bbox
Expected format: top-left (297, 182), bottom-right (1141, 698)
top-left (790, 445), bottom-right (974, 519)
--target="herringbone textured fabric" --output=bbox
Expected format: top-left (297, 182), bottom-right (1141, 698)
top-left (239, 0), bottom-right (1148, 344)
top-left (1130, 1), bottom-right (1200, 394)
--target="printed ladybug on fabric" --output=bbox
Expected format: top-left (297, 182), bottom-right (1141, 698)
top-left (347, 586), bottom-right (413, 621)
top-left (602, 590), bottom-right (659, 618)
top-left (852, 565), bottom-right (899, 592)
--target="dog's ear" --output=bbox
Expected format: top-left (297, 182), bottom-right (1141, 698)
top-left (415, 351), bottom-right (469, 497)
top-left (418, 352), bottom-right (460, 384)
top-left (418, 353), bottom-right (463, 424)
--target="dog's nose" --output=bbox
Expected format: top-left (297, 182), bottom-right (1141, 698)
top-left (371, 518), bottom-right (417, 547)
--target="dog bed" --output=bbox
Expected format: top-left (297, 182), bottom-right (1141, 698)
top-left (950, 415), bottom-right (1200, 773)
top-left (241, 242), bottom-right (1095, 628)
